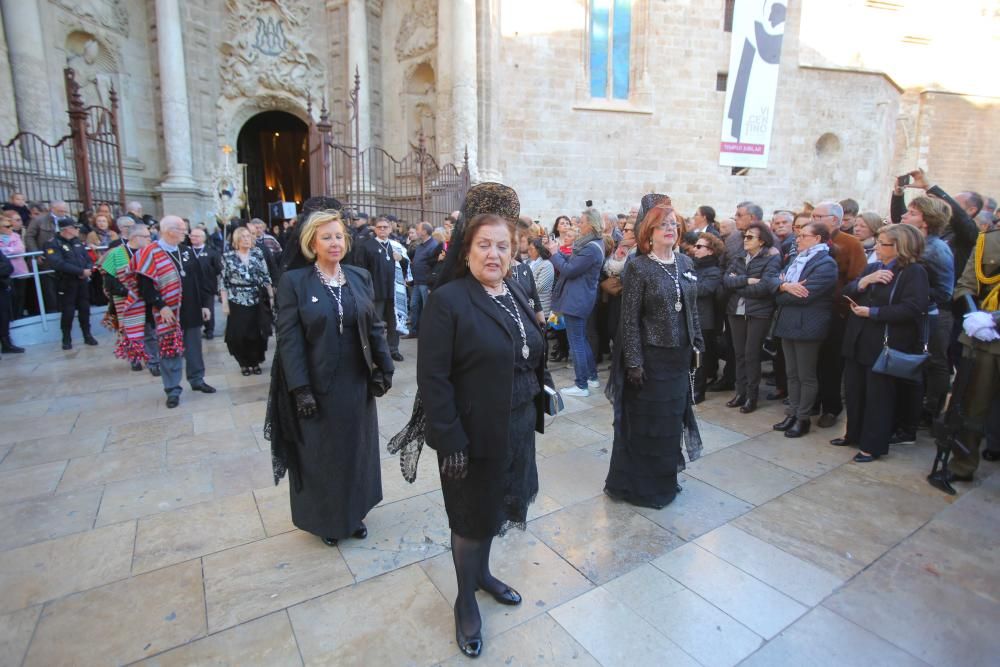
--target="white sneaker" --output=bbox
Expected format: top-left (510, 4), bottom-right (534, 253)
top-left (587, 379), bottom-right (600, 389)
top-left (562, 386), bottom-right (590, 397)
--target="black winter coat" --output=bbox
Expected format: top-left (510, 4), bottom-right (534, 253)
top-left (842, 262), bottom-right (929, 366)
top-left (691, 255), bottom-right (722, 331)
top-left (722, 251), bottom-right (781, 319)
top-left (772, 250), bottom-right (838, 341)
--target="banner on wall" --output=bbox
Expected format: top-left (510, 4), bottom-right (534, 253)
top-left (719, 0), bottom-right (788, 169)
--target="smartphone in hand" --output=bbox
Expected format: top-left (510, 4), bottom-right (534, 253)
top-left (843, 295), bottom-right (860, 308)
top-left (897, 173), bottom-right (911, 187)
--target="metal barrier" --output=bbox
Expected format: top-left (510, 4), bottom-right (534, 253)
top-left (6, 246), bottom-right (109, 333)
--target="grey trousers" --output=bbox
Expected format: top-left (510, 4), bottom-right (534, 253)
top-left (144, 321), bottom-right (160, 367)
top-left (783, 339), bottom-right (822, 421)
top-left (159, 326), bottom-right (206, 397)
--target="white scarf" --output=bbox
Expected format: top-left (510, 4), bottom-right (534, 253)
top-left (784, 242), bottom-right (829, 283)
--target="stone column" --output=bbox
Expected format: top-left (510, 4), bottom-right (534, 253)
top-left (1, 0), bottom-right (55, 140)
top-left (450, 0), bottom-right (478, 177)
top-left (436, 1), bottom-right (453, 163)
top-left (348, 0), bottom-right (371, 152)
top-left (155, 0), bottom-right (195, 190)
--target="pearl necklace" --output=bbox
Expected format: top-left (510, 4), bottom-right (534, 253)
top-left (316, 264), bottom-right (346, 334)
top-left (650, 252), bottom-right (683, 312)
top-left (486, 282), bottom-right (530, 359)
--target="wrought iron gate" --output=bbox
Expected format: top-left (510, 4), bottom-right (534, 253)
top-left (308, 70), bottom-right (470, 223)
top-left (0, 68), bottom-right (125, 211)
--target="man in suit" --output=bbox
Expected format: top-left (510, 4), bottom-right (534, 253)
top-left (355, 215), bottom-right (404, 361)
top-left (188, 227), bottom-right (223, 339)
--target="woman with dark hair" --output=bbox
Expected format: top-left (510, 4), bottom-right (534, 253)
top-left (527, 238), bottom-right (554, 319)
top-left (838, 223), bottom-right (929, 462)
top-left (605, 204), bottom-right (703, 509)
top-left (551, 215), bottom-right (572, 242)
top-left (722, 220), bottom-right (781, 413)
top-left (690, 232), bottom-right (725, 402)
top-left (418, 194), bottom-right (550, 658)
top-left (771, 222), bottom-right (838, 437)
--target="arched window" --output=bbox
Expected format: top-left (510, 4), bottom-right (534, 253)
top-left (589, 0), bottom-right (632, 100)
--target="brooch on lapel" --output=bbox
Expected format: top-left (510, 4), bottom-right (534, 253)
top-left (311, 296), bottom-right (318, 303)
top-left (683, 271), bottom-right (697, 281)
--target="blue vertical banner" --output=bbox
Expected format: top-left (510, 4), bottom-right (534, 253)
top-left (611, 0), bottom-right (632, 99)
top-left (590, 0), bottom-right (610, 98)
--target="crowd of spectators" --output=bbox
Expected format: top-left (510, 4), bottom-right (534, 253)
top-left (4, 171), bottom-right (999, 479)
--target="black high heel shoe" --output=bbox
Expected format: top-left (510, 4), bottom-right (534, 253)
top-left (353, 522), bottom-right (367, 539)
top-left (454, 606), bottom-right (483, 658)
top-left (321, 536), bottom-right (338, 547)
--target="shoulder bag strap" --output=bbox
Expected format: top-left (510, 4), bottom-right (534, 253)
top-left (882, 275), bottom-right (898, 348)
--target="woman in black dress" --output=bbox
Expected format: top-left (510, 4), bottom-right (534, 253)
top-left (267, 211), bottom-right (394, 545)
top-left (605, 204), bottom-right (704, 509)
top-left (221, 226), bottom-right (273, 375)
top-left (418, 205), bottom-right (549, 659)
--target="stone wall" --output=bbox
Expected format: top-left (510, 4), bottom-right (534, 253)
top-left (493, 0), bottom-right (902, 220)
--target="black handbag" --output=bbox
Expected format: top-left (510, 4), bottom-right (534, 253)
top-left (871, 280), bottom-right (929, 382)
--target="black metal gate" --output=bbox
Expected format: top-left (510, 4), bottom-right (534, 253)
top-left (308, 69), bottom-right (470, 224)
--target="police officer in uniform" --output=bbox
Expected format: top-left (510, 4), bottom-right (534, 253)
top-left (949, 226), bottom-right (1000, 482)
top-left (45, 217), bottom-right (98, 350)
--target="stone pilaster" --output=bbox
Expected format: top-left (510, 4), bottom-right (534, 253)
top-left (348, 0), bottom-right (371, 152)
top-left (450, 0), bottom-right (477, 178)
top-left (154, 0), bottom-right (196, 193)
top-left (0, 0), bottom-right (55, 140)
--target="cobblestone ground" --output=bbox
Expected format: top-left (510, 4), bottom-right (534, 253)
top-left (0, 323), bottom-right (997, 666)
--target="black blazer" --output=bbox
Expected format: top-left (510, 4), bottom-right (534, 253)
top-left (842, 262), bottom-right (929, 366)
top-left (276, 265), bottom-right (394, 394)
top-left (417, 274), bottom-right (549, 459)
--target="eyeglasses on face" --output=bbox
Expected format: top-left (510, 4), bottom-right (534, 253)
top-left (694, 243), bottom-right (711, 250)
top-left (793, 224), bottom-right (807, 230)
top-left (743, 234), bottom-right (760, 240)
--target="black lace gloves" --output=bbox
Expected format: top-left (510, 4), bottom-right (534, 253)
top-left (292, 387), bottom-right (317, 418)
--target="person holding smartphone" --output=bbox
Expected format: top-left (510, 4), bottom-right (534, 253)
top-left (839, 224), bottom-right (929, 462)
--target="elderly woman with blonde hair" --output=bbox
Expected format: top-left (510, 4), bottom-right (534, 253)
top-left (221, 225), bottom-right (273, 375)
top-left (265, 210), bottom-right (394, 547)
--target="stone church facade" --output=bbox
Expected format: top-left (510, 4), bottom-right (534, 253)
top-left (0, 0), bottom-right (996, 223)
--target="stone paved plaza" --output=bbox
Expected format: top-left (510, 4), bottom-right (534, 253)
top-left (0, 325), bottom-right (998, 666)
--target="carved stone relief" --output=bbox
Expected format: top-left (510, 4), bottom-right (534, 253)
top-left (65, 32), bottom-right (117, 109)
top-left (53, 0), bottom-right (129, 35)
top-left (404, 61), bottom-right (436, 153)
top-left (219, 0), bottom-right (324, 101)
top-left (395, 0), bottom-right (437, 62)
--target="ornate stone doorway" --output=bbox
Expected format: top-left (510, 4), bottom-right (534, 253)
top-left (236, 111), bottom-right (310, 221)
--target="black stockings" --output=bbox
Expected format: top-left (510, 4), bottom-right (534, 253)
top-left (451, 531), bottom-right (511, 637)
top-left (451, 531), bottom-right (484, 637)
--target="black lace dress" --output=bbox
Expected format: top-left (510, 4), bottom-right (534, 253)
top-left (605, 255), bottom-right (697, 509)
top-left (438, 290), bottom-right (543, 539)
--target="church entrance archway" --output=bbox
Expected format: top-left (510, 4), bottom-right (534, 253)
top-left (236, 110), bottom-right (310, 223)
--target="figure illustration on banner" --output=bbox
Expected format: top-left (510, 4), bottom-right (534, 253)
top-left (727, 1), bottom-right (786, 142)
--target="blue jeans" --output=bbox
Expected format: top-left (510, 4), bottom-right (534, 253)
top-left (409, 284), bottom-right (430, 334)
top-left (564, 314), bottom-right (597, 389)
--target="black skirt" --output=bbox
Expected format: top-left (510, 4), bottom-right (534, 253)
top-left (438, 397), bottom-right (539, 539)
top-left (605, 345), bottom-right (690, 509)
top-left (225, 302), bottom-right (269, 366)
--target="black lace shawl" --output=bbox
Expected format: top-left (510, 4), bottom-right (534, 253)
top-left (387, 183), bottom-right (521, 482)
